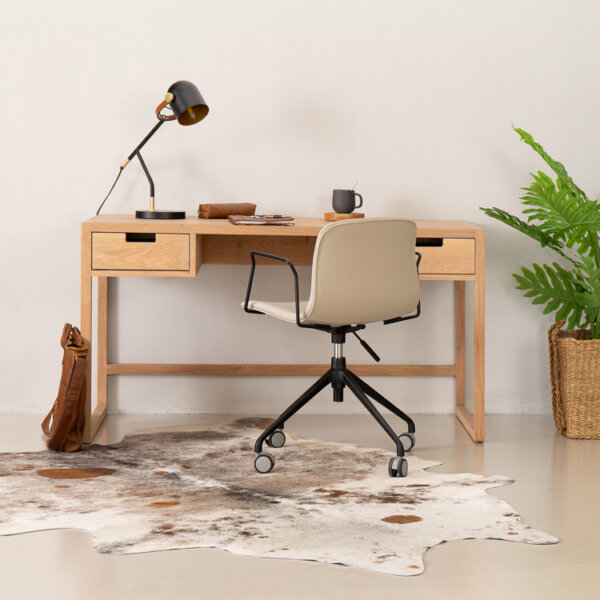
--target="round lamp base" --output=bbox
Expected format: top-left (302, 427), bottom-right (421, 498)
top-left (135, 210), bottom-right (186, 220)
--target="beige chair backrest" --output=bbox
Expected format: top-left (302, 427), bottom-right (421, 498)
top-left (303, 218), bottom-right (420, 326)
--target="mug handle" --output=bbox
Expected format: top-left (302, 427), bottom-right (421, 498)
top-left (354, 192), bottom-right (363, 209)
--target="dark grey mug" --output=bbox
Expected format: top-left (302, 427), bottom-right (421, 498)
top-left (332, 189), bottom-right (363, 213)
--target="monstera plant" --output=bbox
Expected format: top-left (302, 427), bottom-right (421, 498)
top-left (481, 127), bottom-right (600, 339)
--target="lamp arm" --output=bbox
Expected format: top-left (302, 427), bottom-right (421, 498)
top-left (96, 118), bottom-right (165, 216)
top-left (135, 151), bottom-right (155, 201)
top-left (121, 118), bottom-right (165, 168)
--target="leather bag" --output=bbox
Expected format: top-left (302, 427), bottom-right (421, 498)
top-left (41, 324), bottom-right (88, 452)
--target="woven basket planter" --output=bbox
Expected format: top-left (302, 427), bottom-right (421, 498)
top-left (548, 320), bottom-right (600, 439)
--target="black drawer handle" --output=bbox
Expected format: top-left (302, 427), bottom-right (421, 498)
top-left (416, 237), bottom-right (443, 247)
top-left (125, 233), bottom-right (156, 243)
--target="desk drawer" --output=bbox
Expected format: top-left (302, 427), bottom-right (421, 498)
top-left (92, 233), bottom-right (190, 271)
top-left (418, 238), bottom-right (475, 274)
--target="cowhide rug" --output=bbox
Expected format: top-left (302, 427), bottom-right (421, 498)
top-left (0, 418), bottom-right (557, 576)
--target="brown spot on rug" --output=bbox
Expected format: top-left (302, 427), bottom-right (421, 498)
top-left (382, 515), bottom-right (423, 524)
top-left (36, 468), bottom-right (116, 479)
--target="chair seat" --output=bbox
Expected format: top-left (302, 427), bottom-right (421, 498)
top-left (244, 300), bottom-right (309, 324)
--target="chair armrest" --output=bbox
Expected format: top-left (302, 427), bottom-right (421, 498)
top-left (243, 251), bottom-right (303, 326)
top-left (383, 251), bottom-right (422, 325)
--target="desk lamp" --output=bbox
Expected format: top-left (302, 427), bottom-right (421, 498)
top-left (97, 80), bottom-right (209, 219)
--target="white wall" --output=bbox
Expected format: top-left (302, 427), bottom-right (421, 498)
top-left (2, 0), bottom-right (599, 415)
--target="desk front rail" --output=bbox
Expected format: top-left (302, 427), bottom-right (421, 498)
top-left (81, 219), bottom-right (485, 444)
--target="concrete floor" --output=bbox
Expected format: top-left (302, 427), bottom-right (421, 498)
top-left (0, 412), bottom-right (597, 599)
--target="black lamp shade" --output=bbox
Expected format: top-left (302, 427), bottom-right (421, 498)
top-left (167, 80), bottom-right (209, 126)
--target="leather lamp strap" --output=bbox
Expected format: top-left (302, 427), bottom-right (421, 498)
top-left (155, 99), bottom-right (176, 121)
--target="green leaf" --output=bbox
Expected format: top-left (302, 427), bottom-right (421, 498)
top-left (519, 171), bottom-right (600, 254)
top-left (512, 262), bottom-right (587, 328)
top-left (570, 255), bottom-right (600, 326)
top-left (479, 206), bottom-right (566, 257)
top-left (513, 126), bottom-right (587, 199)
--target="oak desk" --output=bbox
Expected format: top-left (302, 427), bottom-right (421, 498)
top-left (81, 216), bottom-right (485, 443)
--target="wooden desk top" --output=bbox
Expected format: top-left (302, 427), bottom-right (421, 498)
top-left (84, 216), bottom-right (484, 239)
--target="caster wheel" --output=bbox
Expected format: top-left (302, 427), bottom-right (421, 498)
top-left (254, 453), bottom-right (275, 474)
top-left (388, 456), bottom-right (408, 478)
top-left (399, 432), bottom-right (415, 452)
top-left (265, 429), bottom-right (286, 449)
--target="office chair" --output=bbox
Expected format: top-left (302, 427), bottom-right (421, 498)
top-left (243, 218), bottom-right (421, 478)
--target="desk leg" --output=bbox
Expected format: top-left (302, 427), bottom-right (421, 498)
top-left (473, 261), bottom-right (486, 442)
top-left (455, 245), bottom-right (485, 442)
top-left (81, 277), bottom-right (108, 443)
top-left (95, 277), bottom-right (109, 435)
top-left (454, 281), bottom-right (474, 438)
top-left (454, 281), bottom-right (466, 410)
top-left (81, 223), bottom-right (108, 443)
top-left (81, 224), bottom-right (93, 443)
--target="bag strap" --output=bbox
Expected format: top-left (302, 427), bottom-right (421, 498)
top-left (62, 323), bottom-right (86, 350)
top-left (41, 403), bottom-right (56, 436)
top-left (70, 325), bottom-right (84, 347)
top-left (60, 323), bottom-right (72, 349)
